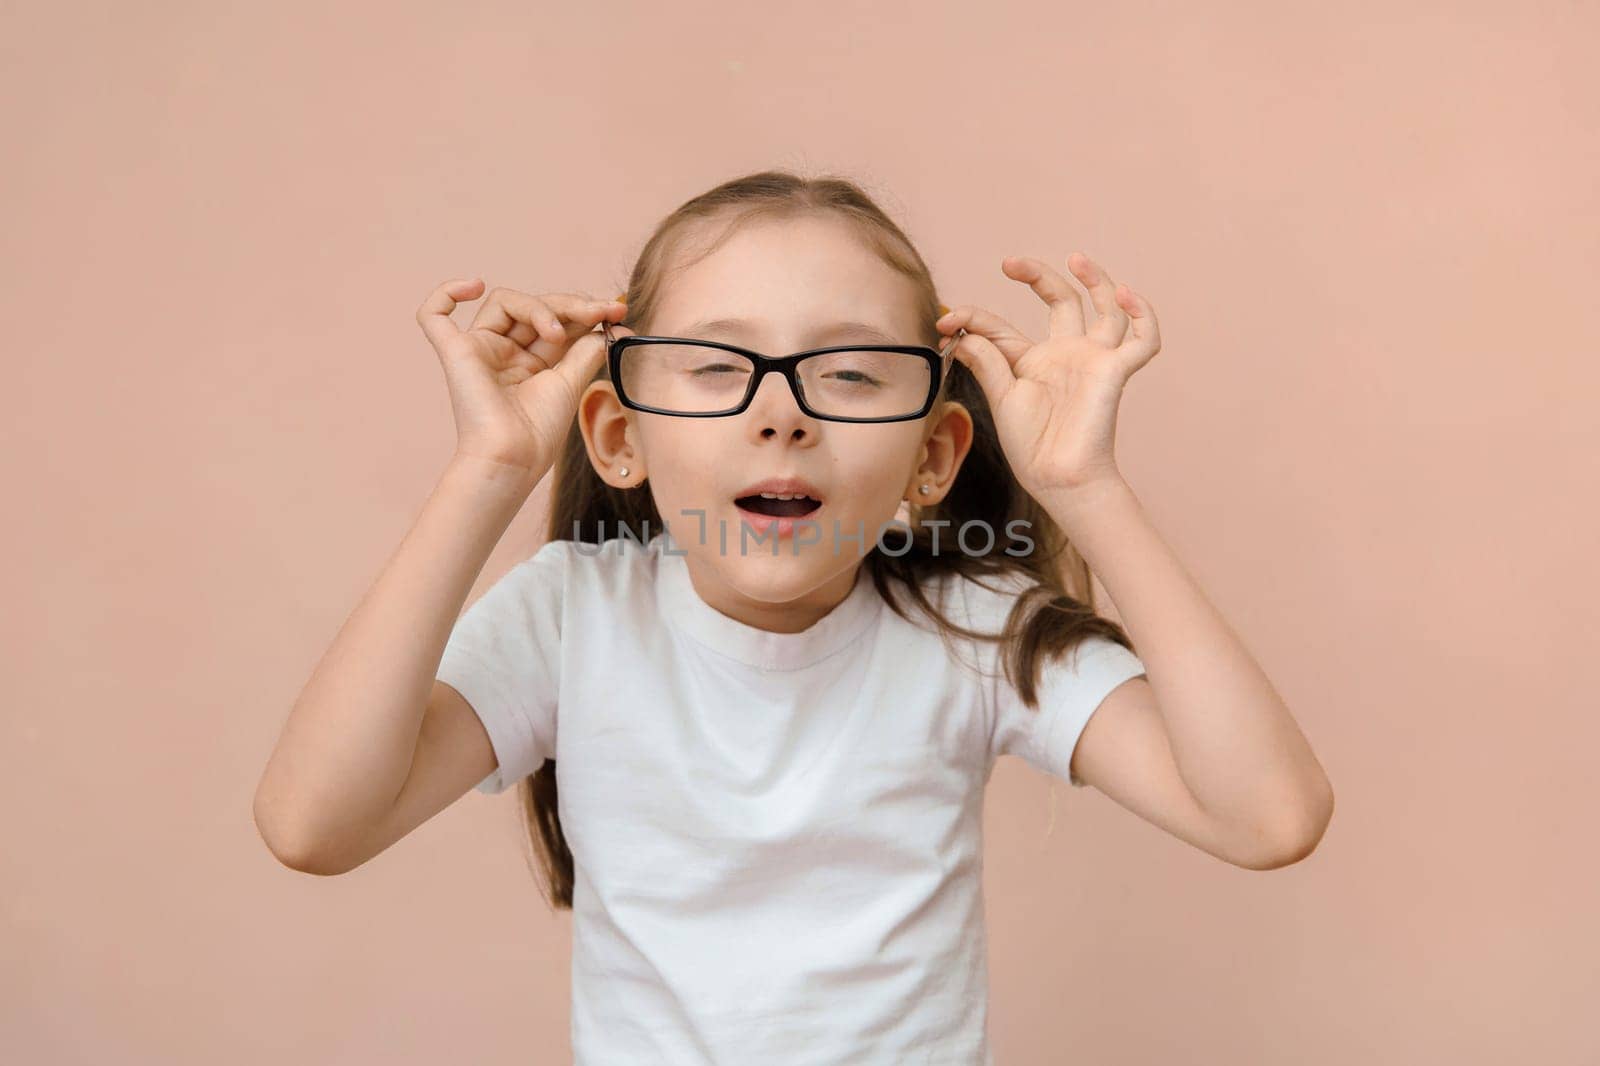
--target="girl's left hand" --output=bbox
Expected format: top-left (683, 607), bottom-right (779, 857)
top-left (938, 252), bottom-right (1161, 503)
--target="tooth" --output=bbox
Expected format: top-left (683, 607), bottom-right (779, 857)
top-left (748, 491), bottom-right (817, 501)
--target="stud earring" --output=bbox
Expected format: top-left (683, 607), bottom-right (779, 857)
top-left (918, 483), bottom-right (931, 495)
top-left (618, 466), bottom-right (630, 478)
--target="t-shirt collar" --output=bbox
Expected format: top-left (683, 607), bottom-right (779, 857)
top-left (652, 531), bottom-right (882, 671)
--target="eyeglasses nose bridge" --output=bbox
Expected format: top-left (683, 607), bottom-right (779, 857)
top-left (744, 357), bottom-right (811, 418)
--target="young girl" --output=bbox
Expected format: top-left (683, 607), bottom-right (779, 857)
top-left (255, 170), bottom-right (1333, 1064)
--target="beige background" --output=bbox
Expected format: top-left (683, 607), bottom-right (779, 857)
top-left (4, 1), bottom-right (1595, 1062)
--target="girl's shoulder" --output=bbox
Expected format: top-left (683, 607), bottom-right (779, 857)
top-left (479, 534), bottom-right (661, 610)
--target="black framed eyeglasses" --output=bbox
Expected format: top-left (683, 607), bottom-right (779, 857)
top-left (602, 319), bottom-right (966, 424)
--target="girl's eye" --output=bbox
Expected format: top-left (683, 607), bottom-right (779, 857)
top-left (823, 370), bottom-right (882, 387)
top-left (689, 362), bottom-right (748, 376)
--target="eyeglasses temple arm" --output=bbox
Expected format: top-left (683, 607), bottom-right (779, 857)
top-left (939, 326), bottom-right (966, 366)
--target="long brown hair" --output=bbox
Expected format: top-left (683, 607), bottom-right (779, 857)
top-left (515, 168), bottom-right (1136, 910)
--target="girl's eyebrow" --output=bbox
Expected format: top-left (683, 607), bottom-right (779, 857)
top-left (676, 317), bottom-right (903, 346)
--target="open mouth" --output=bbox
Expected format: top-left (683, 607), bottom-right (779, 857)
top-left (734, 494), bottom-right (823, 518)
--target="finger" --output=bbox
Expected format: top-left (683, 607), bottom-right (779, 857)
top-left (468, 290), bottom-right (619, 344)
top-left (936, 305), bottom-right (1034, 365)
top-left (1115, 284), bottom-right (1162, 369)
top-left (469, 288), bottom-right (566, 348)
top-left (474, 290), bottom-right (626, 351)
top-left (516, 301), bottom-right (629, 373)
top-left (949, 329), bottom-right (1017, 409)
top-left (1064, 252), bottom-right (1131, 348)
top-left (415, 277), bottom-right (485, 355)
top-left (549, 329), bottom-right (613, 399)
top-left (1000, 255), bottom-right (1086, 337)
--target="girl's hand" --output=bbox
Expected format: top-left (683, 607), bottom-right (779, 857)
top-left (416, 279), bottom-right (627, 481)
top-left (938, 252), bottom-right (1161, 502)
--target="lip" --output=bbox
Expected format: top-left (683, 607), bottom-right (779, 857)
top-left (732, 476), bottom-right (825, 502)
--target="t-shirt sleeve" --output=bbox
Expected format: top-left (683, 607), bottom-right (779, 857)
top-left (435, 541), bottom-right (566, 795)
top-left (989, 635), bottom-right (1148, 787)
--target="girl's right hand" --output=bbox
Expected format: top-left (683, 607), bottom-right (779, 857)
top-left (415, 278), bottom-right (628, 481)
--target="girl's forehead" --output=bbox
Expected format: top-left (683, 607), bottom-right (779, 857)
top-left (636, 233), bottom-right (937, 337)
top-left (667, 314), bottom-right (905, 346)
top-left (647, 285), bottom-right (932, 333)
top-left (657, 241), bottom-right (917, 307)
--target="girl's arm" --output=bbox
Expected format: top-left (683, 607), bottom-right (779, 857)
top-left (938, 252), bottom-right (1332, 870)
top-left (1047, 478), bottom-right (1334, 869)
top-left (254, 279), bottom-right (623, 875)
top-left (252, 454), bottom-right (536, 874)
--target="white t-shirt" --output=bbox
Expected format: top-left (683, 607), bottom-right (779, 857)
top-left (436, 530), bottom-right (1146, 1065)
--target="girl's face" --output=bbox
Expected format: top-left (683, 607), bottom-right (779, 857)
top-left (581, 214), bottom-right (972, 631)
